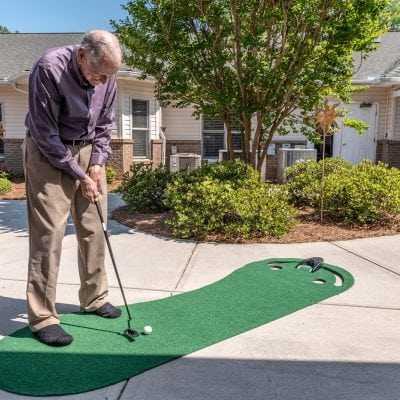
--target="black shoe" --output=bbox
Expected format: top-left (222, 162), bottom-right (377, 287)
top-left (89, 302), bottom-right (121, 318)
top-left (32, 324), bottom-right (73, 347)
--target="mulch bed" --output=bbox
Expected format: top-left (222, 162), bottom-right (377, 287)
top-left (112, 206), bottom-right (400, 243)
top-left (5, 179), bottom-right (400, 243)
top-left (0, 177), bottom-right (26, 200)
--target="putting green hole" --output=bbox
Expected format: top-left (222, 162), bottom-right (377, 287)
top-left (312, 279), bottom-right (326, 285)
top-left (270, 264), bottom-right (283, 271)
top-left (330, 271), bottom-right (344, 287)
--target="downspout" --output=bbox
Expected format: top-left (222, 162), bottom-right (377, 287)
top-left (160, 126), bottom-right (167, 166)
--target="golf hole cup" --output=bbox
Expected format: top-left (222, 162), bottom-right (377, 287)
top-left (143, 325), bottom-right (153, 335)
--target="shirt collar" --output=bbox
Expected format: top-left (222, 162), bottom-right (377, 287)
top-left (71, 45), bottom-right (94, 89)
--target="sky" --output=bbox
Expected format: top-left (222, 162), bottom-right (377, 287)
top-left (0, 0), bottom-right (128, 33)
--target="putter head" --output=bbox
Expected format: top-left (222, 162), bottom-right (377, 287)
top-left (123, 328), bottom-right (140, 342)
top-left (296, 257), bottom-right (324, 273)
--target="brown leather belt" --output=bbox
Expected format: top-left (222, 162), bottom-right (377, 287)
top-left (61, 138), bottom-right (93, 146)
top-left (27, 131), bottom-right (93, 146)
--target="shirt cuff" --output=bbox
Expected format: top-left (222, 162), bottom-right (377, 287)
top-left (70, 160), bottom-right (87, 180)
top-left (89, 152), bottom-right (108, 167)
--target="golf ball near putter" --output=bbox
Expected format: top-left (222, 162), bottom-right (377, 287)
top-left (143, 325), bottom-right (153, 335)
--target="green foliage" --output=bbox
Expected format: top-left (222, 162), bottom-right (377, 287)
top-left (323, 161), bottom-right (400, 224)
top-left (164, 161), bottom-right (296, 239)
top-left (343, 118), bottom-right (369, 135)
top-left (0, 26), bottom-right (10, 33)
top-left (120, 163), bottom-right (174, 212)
top-left (388, 0), bottom-right (400, 30)
top-left (0, 171), bottom-right (9, 180)
top-left (286, 158), bottom-right (352, 207)
top-left (287, 158), bottom-right (400, 224)
top-left (106, 166), bottom-right (117, 184)
top-left (0, 177), bottom-right (12, 194)
top-left (114, 0), bottom-right (389, 168)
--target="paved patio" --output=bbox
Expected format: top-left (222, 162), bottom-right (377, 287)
top-left (0, 194), bottom-right (400, 399)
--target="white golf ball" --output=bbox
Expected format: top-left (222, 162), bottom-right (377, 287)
top-left (143, 325), bottom-right (153, 335)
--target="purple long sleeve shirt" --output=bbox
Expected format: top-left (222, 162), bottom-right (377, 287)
top-left (25, 45), bottom-right (117, 180)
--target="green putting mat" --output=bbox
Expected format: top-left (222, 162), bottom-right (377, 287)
top-left (0, 258), bottom-right (354, 396)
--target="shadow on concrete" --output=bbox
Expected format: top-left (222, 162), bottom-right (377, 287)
top-left (0, 312), bottom-right (399, 400)
top-left (0, 194), bottom-right (196, 244)
top-left (0, 295), bottom-right (80, 337)
top-left (0, 194), bottom-right (132, 237)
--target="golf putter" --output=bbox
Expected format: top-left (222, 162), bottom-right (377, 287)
top-left (295, 257), bottom-right (324, 273)
top-left (95, 200), bottom-right (140, 342)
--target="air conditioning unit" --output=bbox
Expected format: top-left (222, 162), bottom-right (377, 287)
top-left (218, 149), bottom-right (245, 162)
top-left (277, 148), bottom-right (317, 183)
top-left (170, 153), bottom-right (202, 172)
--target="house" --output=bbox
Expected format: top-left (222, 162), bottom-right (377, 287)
top-left (1, 32), bottom-right (400, 181)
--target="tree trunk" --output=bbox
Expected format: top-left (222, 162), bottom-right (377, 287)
top-left (257, 132), bottom-right (274, 181)
top-left (241, 114), bottom-right (252, 165)
top-left (252, 111), bottom-right (263, 171)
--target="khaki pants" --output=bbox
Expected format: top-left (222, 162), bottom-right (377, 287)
top-left (22, 134), bottom-right (109, 332)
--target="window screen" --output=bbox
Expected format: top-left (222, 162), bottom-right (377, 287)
top-left (132, 99), bottom-right (149, 157)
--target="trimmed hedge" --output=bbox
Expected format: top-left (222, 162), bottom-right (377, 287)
top-left (164, 161), bottom-right (296, 239)
top-left (0, 177), bottom-right (12, 194)
top-left (286, 157), bottom-right (352, 207)
top-left (120, 162), bottom-right (174, 212)
top-left (287, 158), bottom-right (400, 224)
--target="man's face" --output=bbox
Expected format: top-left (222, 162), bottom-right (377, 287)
top-left (77, 48), bottom-right (119, 86)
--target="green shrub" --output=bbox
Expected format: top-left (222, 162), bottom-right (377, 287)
top-left (323, 160), bottom-right (400, 224)
top-left (287, 158), bottom-right (400, 224)
top-left (120, 162), bottom-right (174, 212)
top-left (164, 160), bottom-right (296, 239)
top-left (106, 166), bottom-right (117, 184)
top-left (0, 177), bottom-right (12, 194)
top-left (286, 158), bottom-right (352, 207)
top-left (0, 166), bottom-right (10, 180)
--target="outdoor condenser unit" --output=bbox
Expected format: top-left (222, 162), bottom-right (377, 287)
top-left (277, 148), bottom-right (317, 183)
top-left (169, 153), bottom-right (202, 172)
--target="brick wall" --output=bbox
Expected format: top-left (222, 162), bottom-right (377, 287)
top-left (4, 138), bottom-right (24, 176)
top-left (151, 139), bottom-right (163, 168)
top-left (4, 137), bottom-right (136, 179)
top-left (377, 139), bottom-right (400, 168)
top-left (108, 138), bottom-right (134, 178)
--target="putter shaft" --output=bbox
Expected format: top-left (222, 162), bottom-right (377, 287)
top-left (95, 201), bottom-right (133, 322)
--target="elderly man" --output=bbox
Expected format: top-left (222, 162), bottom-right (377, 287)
top-left (23, 30), bottom-right (122, 346)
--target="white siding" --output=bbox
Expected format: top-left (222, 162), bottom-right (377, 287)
top-left (162, 106), bottom-right (201, 141)
top-left (352, 86), bottom-right (391, 140)
top-left (118, 78), bottom-right (160, 141)
top-left (0, 86), bottom-right (28, 139)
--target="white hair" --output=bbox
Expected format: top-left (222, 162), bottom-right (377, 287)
top-left (81, 30), bottom-right (122, 67)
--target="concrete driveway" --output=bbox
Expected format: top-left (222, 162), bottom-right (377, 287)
top-left (0, 194), bottom-right (400, 400)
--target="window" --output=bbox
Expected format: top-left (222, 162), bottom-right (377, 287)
top-left (202, 115), bottom-right (242, 158)
top-left (132, 99), bottom-right (149, 158)
top-left (0, 103), bottom-right (4, 155)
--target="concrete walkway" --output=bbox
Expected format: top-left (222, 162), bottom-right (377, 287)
top-left (1, 194), bottom-right (400, 400)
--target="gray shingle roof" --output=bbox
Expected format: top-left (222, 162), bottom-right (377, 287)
top-left (353, 31), bottom-right (400, 81)
top-left (0, 33), bottom-right (84, 80)
top-left (0, 32), bottom-right (140, 81)
top-left (2, 31), bottom-right (400, 83)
